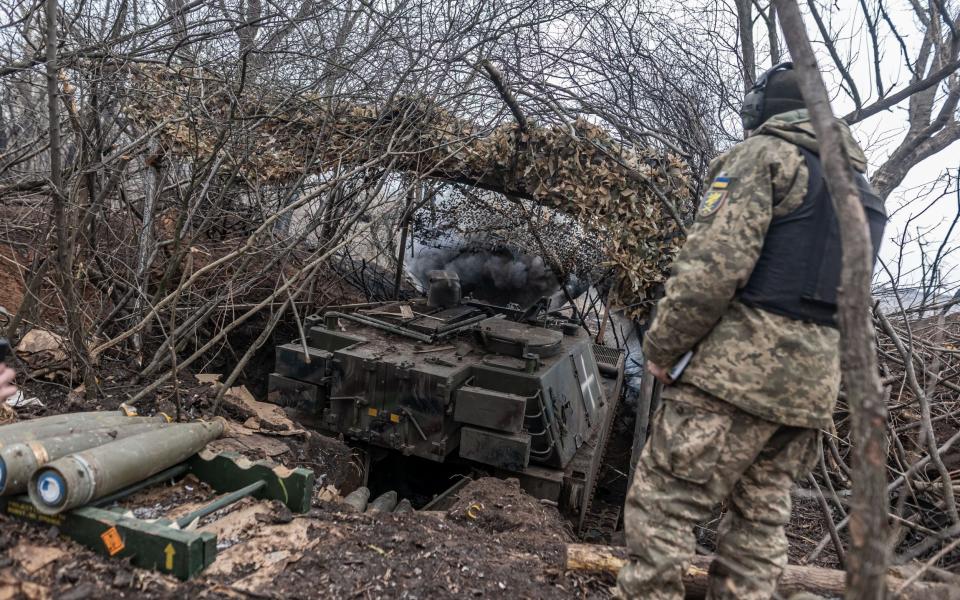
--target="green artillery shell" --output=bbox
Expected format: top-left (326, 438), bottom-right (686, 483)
top-left (343, 486), bottom-right (370, 512)
top-left (366, 490), bottom-right (398, 513)
top-left (0, 414), bottom-right (169, 449)
top-left (0, 421), bottom-right (171, 496)
top-left (0, 410), bottom-right (133, 434)
top-left (393, 498), bottom-right (413, 513)
top-left (29, 419), bottom-right (224, 515)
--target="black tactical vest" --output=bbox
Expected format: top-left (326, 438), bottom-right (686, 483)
top-left (738, 145), bottom-right (887, 327)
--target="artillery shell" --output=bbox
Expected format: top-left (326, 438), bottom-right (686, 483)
top-left (366, 490), bottom-right (398, 513)
top-left (0, 414), bottom-right (169, 449)
top-left (0, 421), bottom-right (171, 496)
top-left (0, 410), bottom-right (134, 434)
top-left (342, 486), bottom-right (370, 512)
top-left (29, 419), bottom-right (224, 515)
top-left (393, 498), bottom-right (413, 513)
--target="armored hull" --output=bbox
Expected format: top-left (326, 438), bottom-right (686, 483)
top-left (267, 286), bottom-right (624, 526)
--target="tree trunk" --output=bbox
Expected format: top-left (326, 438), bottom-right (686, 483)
top-left (46, 0), bottom-right (96, 397)
top-left (131, 145), bottom-right (164, 359)
top-left (771, 1), bottom-right (890, 598)
top-left (735, 0), bottom-right (756, 91)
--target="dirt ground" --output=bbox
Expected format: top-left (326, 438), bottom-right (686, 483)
top-left (0, 364), bottom-right (858, 600)
top-left (0, 395), bottom-right (845, 600)
top-left (1, 472), bottom-right (611, 600)
top-left (0, 244), bottom-right (26, 316)
top-left (0, 367), bottom-right (614, 599)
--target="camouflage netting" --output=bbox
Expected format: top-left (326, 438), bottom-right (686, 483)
top-left (410, 188), bottom-right (606, 284)
top-left (123, 66), bottom-right (695, 320)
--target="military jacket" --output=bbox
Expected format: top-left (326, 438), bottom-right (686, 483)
top-left (641, 110), bottom-right (869, 429)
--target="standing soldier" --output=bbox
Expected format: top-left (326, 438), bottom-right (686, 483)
top-left (617, 62), bottom-right (886, 599)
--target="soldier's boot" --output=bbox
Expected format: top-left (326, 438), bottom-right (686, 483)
top-left (617, 389), bottom-right (781, 600)
top-left (706, 427), bottom-right (819, 600)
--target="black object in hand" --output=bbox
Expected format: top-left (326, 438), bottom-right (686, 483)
top-left (0, 338), bottom-right (10, 363)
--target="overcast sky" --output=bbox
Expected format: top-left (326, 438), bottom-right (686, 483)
top-left (801, 0), bottom-right (959, 293)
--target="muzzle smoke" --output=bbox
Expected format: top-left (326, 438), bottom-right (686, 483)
top-left (410, 241), bottom-right (583, 308)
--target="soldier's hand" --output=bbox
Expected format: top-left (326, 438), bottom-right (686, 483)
top-left (0, 363), bottom-right (17, 401)
top-left (647, 361), bottom-right (673, 386)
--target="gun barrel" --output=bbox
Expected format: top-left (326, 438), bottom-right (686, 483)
top-left (29, 419), bottom-right (224, 515)
top-left (0, 421), bottom-right (171, 496)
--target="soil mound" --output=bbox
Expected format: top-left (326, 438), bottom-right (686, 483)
top-left (446, 477), bottom-right (573, 543)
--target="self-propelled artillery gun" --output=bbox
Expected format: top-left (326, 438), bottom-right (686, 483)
top-left (265, 271), bottom-right (625, 531)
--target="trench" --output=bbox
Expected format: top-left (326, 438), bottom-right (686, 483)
top-left (353, 406), bottom-right (637, 542)
top-left (364, 450), bottom-right (473, 509)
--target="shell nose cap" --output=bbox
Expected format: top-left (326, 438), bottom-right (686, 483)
top-left (36, 471), bottom-right (66, 506)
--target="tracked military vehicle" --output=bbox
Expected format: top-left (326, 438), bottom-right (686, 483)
top-left (266, 271), bottom-right (625, 530)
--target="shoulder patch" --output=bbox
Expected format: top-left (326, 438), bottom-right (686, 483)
top-left (710, 176), bottom-right (731, 190)
top-left (699, 176), bottom-right (734, 218)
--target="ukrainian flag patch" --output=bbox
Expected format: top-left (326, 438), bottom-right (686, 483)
top-left (699, 175), bottom-right (734, 218)
top-left (711, 176), bottom-right (731, 190)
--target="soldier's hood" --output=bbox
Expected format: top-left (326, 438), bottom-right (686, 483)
top-left (751, 109), bottom-right (869, 173)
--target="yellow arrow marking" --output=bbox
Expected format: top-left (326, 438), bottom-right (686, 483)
top-left (164, 543), bottom-right (175, 570)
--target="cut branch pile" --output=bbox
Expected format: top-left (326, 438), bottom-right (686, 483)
top-left (122, 65), bottom-right (695, 320)
top-left (801, 308), bottom-right (960, 577)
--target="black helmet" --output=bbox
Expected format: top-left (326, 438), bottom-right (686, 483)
top-left (740, 62), bottom-right (805, 131)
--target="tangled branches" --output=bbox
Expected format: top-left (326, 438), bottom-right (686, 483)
top-left (802, 305), bottom-right (960, 579)
top-left (123, 65), bottom-right (695, 320)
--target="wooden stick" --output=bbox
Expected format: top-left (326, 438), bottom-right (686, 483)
top-left (808, 473), bottom-right (846, 568)
top-left (895, 536), bottom-right (960, 595)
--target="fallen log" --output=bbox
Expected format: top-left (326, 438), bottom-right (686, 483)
top-left (565, 543), bottom-right (960, 599)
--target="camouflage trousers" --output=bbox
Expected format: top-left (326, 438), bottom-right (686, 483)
top-left (617, 383), bottom-right (819, 600)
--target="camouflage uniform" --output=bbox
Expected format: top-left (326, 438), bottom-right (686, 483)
top-left (618, 110), bottom-right (870, 599)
